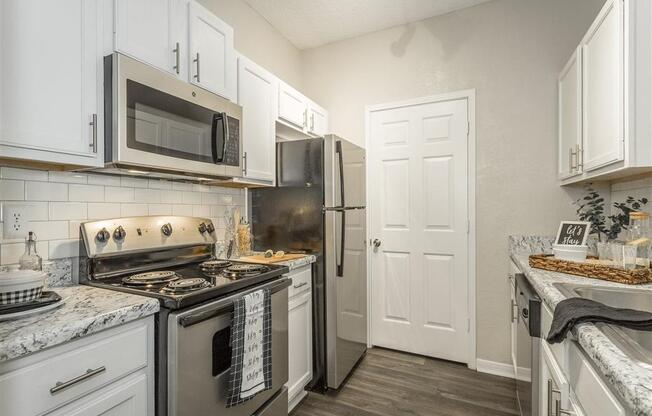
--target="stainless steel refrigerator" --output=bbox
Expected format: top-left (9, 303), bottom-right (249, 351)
top-left (250, 135), bottom-right (367, 391)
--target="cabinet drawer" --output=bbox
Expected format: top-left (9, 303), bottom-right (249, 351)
top-left (0, 319), bottom-right (149, 416)
top-left (288, 266), bottom-right (312, 298)
top-left (567, 342), bottom-right (625, 416)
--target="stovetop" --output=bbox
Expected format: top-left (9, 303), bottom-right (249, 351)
top-left (83, 259), bottom-right (289, 310)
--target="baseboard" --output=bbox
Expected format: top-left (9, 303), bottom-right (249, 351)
top-left (476, 359), bottom-right (531, 381)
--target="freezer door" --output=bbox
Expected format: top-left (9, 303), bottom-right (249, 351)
top-left (325, 206), bottom-right (367, 389)
top-left (324, 135), bottom-right (366, 209)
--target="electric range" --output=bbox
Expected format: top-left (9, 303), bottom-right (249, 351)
top-left (78, 216), bottom-right (290, 416)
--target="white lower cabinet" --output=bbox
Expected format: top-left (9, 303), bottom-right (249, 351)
top-left (286, 265), bottom-right (313, 412)
top-left (0, 317), bottom-right (154, 416)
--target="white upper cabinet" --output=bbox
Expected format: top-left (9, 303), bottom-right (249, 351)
top-left (188, 1), bottom-right (236, 101)
top-left (0, 0), bottom-right (104, 168)
top-left (581, 0), bottom-right (624, 172)
top-left (115, 0), bottom-right (178, 76)
top-left (308, 101), bottom-right (328, 137)
top-left (558, 46), bottom-right (583, 179)
top-left (238, 56), bottom-right (277, 183)
top-left (278, 81), bottom-right (309, 130)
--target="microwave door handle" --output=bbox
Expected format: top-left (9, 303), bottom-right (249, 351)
top-left (211, 112), bottom-right (227, 163)
top-left (221, 112), bottom-right (229, 162)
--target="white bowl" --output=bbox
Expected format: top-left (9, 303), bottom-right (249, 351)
top-left (0, 270), bottom-right (45, 305)
top-left (553, 245), bottom-right (588, 262)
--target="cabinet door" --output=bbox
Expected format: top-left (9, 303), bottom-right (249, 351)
top-left (0, 0), bottom-right (103, 167)
top-left (558, 46), bottom-right (583, 179)
top-left (47, 373), bottom-right (149, 416)
top-left (238, 56), bottom-right (277, 182)
top-left (188, 1), bottom-right (236, 100)
top-left (582, 0), bottom-right (624, 171)
top-left (115, 0), bottom-right (177, 75)
top-left (287, 291), bottom-right (312, 405)
top-left (278, 81), bottom-right (308, 130)
top-left (308, 103), bottom-right (328, 137)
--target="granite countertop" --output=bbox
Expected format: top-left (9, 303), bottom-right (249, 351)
top-left (275, 254), bottom-right (317, 271)
top-left (0, 285), bottom-right (159, 363)
top-left (509, 236), bottom-right (652, 416)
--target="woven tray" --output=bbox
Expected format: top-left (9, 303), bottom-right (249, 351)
top-left (528, 254), bottom-right (652, 285)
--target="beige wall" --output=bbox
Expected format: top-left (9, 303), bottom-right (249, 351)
top-left (300, 0), bottom-right (604, 364)
top-left (198, 0), bottom-right (303, 89)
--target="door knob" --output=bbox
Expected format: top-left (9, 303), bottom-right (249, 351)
top-left (373, 239), bottom-right (381, 248)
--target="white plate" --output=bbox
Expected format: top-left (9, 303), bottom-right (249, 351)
top-left (0, 297), bottom-right (67, 322)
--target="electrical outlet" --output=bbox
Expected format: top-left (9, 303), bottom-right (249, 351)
top-left (3, 204), bottom-right (29, 240)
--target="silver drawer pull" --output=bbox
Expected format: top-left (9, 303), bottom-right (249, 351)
top-left (293, 282), bottom-right (308, 289)
top-left (50, 366), bottom-right (106, 395)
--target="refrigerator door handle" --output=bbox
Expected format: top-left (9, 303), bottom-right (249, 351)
top-left (336, 140), bottom-right (345, 207)
top-left (337, 210), bottom-right (345, 277)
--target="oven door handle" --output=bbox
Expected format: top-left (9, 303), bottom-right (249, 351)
top-left (178, 278), bottom-right (290, 328)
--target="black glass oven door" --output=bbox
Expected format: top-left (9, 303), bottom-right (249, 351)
top-left (126, 79), bottom-right (224, 164)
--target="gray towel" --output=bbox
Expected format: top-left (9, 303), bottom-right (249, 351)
top-left (546, 297), bottom-right (652, 344)
top-left (226, 288), bottom-right (272, 407)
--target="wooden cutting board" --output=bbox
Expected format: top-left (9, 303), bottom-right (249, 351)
top-left (239, 253), bottom-right (307, 264)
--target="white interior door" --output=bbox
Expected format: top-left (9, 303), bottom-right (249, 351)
top-left (369, 97), bottom-right (470, 363)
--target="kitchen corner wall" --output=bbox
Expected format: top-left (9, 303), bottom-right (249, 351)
top-left (0, 166), bottom-right (244, 267)
top-left (299, 0), bottom-right (606, 365)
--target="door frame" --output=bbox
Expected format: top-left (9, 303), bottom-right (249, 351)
top-left (364, 89), bottom-right (477, 370)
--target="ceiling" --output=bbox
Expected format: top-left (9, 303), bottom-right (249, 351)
top-left (244, 0), bottom-right (494, 50)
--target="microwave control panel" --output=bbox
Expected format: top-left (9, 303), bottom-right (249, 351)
top-left (224, 116), bottom-right (240, 167)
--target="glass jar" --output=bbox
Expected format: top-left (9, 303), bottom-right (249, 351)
top-left (627, 211), bottom-right (650, 267)
top-left (19, 232), bottom-right (42, 271)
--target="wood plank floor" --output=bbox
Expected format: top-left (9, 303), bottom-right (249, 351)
top-left (291, 348), bottom-right (520, 416)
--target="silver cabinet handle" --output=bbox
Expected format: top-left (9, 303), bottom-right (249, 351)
top-left (293, 282), bottom-right (308, 289)
top-left (511, 299), bottom-right (518, 323)
top-left (89, 113), bottom-right (97, 153)
top-left (576, 144), bottom-right (583, 170)
top-left (547, 379), bottom-right (554, 416)
top-left (50, 366), bottom-right (106, 394)
top-left (243, 152), bottom-right (247, 176)
top-left (173, 42), bottom-right (180, 74)
top-left (303, 109), bottom-right (307, 128)
top-left (193, 52), bottom-right (200, 82)
top-left (310, 113), bottom-right (315, 131)
top-left (568, 148), bottom-right (573, 173)
top-left (556, 399), bottom-right (575, 416)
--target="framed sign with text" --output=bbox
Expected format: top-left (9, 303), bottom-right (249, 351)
top-left (555, 221), bottom-right (591, 246)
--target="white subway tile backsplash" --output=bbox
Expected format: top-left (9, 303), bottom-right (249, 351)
top-left (88, 203), bottom-right (121, 219)
top-left (172, 181), bottom-right (193, 191)
top-left (182, 191), bottom-right (201, 204)
top-left (135, 188), bottom-right (161, 203)
top-left (1, 167), bottom-right (48, 181)
top-left (49, 202), bottom-right (87, 220)
top-left (0, 180), bottom-right (25, 200)
top-left (48, 171), bottom-right (87, 184)
top-left (149, 179), bottom-right (172, 190)
top-left (1, 165), bottom-right (244, 263)
top-left (87, 173), bottom-right (121, 186)
top-left (148, 204), bottom-right (172, 215)
top-left (26, 181), bottom-right (67, 201)
top-left (121, 176), bottom-right (148, 188)
top-left (120, 203), bottom-right (148, 217)
top-left (172, 204), bottom-right (193, 216)
top-left (49, 239), bottom-right (79, 259)
top-left (29, 221), bottom-right (69, 241)
top-left (105, 186), bottom-right (135, 203)
top-left (69, 184), bottom-right (104, 202)
top-left (192, 205), bottom-right (210, 217)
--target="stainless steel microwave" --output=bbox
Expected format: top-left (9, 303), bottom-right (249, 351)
top-left (103, 53), bottom-right (242, 180)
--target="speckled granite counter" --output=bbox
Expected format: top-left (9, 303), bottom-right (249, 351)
top-left (276, 254), bottom-right (317, 271)
top-left (0, 285), bottom-right (159, 363)
top-left (509, 239), bottom-right (652, 416)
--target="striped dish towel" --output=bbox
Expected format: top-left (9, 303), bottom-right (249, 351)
top-left (226, 288), bottom-right (272, 407)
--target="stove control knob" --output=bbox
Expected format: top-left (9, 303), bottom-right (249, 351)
top-left (161, 223), bottom-right (173, 237)
top-left (206, 222), bottom-right (215, 234)
top-left (96, 227), bottom-right (110, 243)
top-left (113, 225), bottom-right (126, 242)
top-left (198, 222), bottom-right (207, 234)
